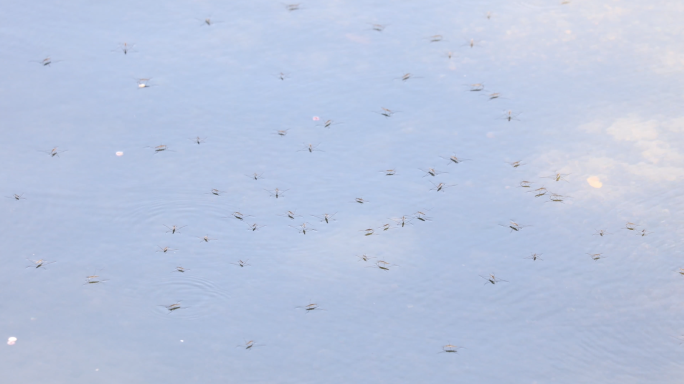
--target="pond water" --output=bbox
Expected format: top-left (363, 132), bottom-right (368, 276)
top-left (2, 0), bottom-right (684, 383)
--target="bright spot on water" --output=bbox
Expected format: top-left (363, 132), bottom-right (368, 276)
top-left (7, 337), bottom-right (17, 345)
top-left (587, 176), bottom-right (603, 188)
top-left (312, 116), bottom-right (320, 121)
top-left (116, 151), bottom-right (123, 156)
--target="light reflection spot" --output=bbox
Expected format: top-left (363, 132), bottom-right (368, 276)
top-left (7, 337), bottom-right (17, 345)
top-left (587, 176), bottom-right (603, 188)
top-left (116, 151), bottom-right (123, 156)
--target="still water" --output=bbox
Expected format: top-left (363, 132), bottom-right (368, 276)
top-left (1, 0), bottom-right (683, 382)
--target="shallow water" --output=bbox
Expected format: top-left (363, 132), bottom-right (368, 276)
top-left (2, 0), bottom-right (684, 383)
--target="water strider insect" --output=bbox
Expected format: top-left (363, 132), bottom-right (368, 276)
top-left (508, 160), bottom-right (525, 168)
top-left (440, 343), bottom-right (463, 353)
top-left (157, 246), bottom-right (178, 253)
top-left (371, 260), bottom-right (396, 271)
top-left (370, 23), bottom-right (388, 32)
top-left (445, 51), bottom-right (456, 60)
top-left (519, 181), bottom-right (533, 188)
top-left (229, 211), bottom-right (251, 221)
top-left (547, 193), bottom-right (567, 203)
top-left (486, 92), bottom-right (504, 100)
top-left (246, 172), bottom-right (264, 180)
top-left (246, 223), bottom-right (266, 232)
top-left (421, 167), bottom-right (447, 177)
top-left (398, 73), bottom-right (421, 81)
top-left (380, 169), bottom-right (397, 176)
top-left (277, 72), bottom-right (289, 81)
top-left (503, 220), bottom-right (529, 232)
top-left (284, 3), bottom-right (300, 11)
top-left (464, 38), bottom-right (480, 48)
top-left (486, 11), bottom-right (493, 19)
top-left (173, 266), bottom-right (189, 273)
top-left (380, 223), bottom-right (392, 231)
top-left (465, 83), bottom-right (485, 91)
top-left (43, 147), bottom-right (67, 157)
top-left (529, 187), bottom-right (548, 197)
top-left (280, 210), bottom-right (300, 220)
top-left (594, 229), bottom-right (610, 237)
top-left (8, 193), bottom-right (26, 200)
top-left (392, 215), bottom-right (412, 227)
top-left (355, 197), bottom-right (368, 204)
top-left (415, 211), bottom-right (431, 222)
top-left (298, 302), bottom-right (324, 313)
top-left (313, 212), bottom-right (336, 223)
top-left (291, 222), bottom-right (315, 235)
top-left (502, 110), bottom-right (521, 122)
top-left (428, 35), bottom-right (443, 42)
top-left (429, 181), bottom-right (456, 192)
top-left (265, 188), bottom-right (288, 199)
top-left (115, 42), bottom-right (135, 55)
top-left (208, 188), bottom-right (225, 196)
top-left (33, 56), bottom-right (61, 66)
top-left (625, 222), bottom-right (639, 231)
top-left (543, 173), bottom-right (570, 182)
top-left (147, 144), bottom-right (169, 154)
top-left (318, 119), bottom-right (341, 129)
top-left (361, 228), bottom-right (375, 236)
top-left (357, 254), bottom-right (374, 262)
top-left (164, 225), bottom-right (186, 234)
top-left (136, 78), bottom-right (153, 88)
top-left (231, 259), bottom-right (250, 268)
top-left (638, 229), bottom-right (650, 237)
top-left (161, 302), bottom-right (182, 313)
top-left (525, 253), bottom-right (543, 261)
top-left (274, 129), bottom-right (289, 136)
top-left (678, 268), bottom-right (684, 276)
top-left (587, 253), bottom-right (603, 261)
top-left (190, 136), bottom-right (206, 145)
top-left (237, 340), bottom-right (260, 350)
top-left (84, 272), bottom-right (107, 285)
top-left (197, 235), bottom-right (216, 243)
top-left (441, 155), bottom-right (470, 165)
top-left (25, 258), bottom-right (55, 269)
top-left (480, 273), bottom-right (507, 285)
top-left (298, 143), bottom-right (324, 153)
top-left (374, 107), bottom-right (399, 118)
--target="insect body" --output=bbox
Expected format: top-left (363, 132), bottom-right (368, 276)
top-left (371, 23), bottom-right (387, 32)
top-left (415, 211), bottom-right (431, 222)
top-left (392, 215), bottom-right (411, 227)
top-left (466, 83), bottom-right (485, 91)
top-left (299, 143), bottom-right (323, 153)
top-left (284, 3), bottom-right (300, 11)
top-left (313, 213), bottom-right (336, 223)
top-left (525, 253), bottom-right (543, 261)
top-left (519, 181), bottom-right (533, 188)
top-left (117, 42), bottom-right (134, 55)
top-left (505, 221), bottom-right (528, 232)
top-left (231, 260), bottom-right (250, 268)
top-left (291, 222), bottom-right (315, 235)
top-left (247, 223), bottom-right (265, 232)
top-left (441, 155), bottom-right (470, 165)
top-left (164, 225), bottom-right (186, 234)
top-left (357, 254), bottom-right (374, 262)
top-left (275, 129), bottom-right (289, 136)
top-left (430, 182), bottom-right (456, 192)
top-left (162, 302), bottom-right (182, 312)
top-left (428, 35), bottom-right (443, 42)
top-left (191, 136), bottom-right (206, 145)
top-left (594, 229), bottom-right (610, 237)
top-left (43, 147), bottom-right (67, 157)
top-left (502, 110), bottom-right (521, 122)
top-left (381, 169), bottom-right (397, 176)
top-left (529, 187), bottom-right (548, 198)
top-left (136, 78), bottom-right (153, 88)
top-left (355, 198), bottom-right (368, 204)
top-left (298, 302), bottom-right (324, 312)
top-left (26, 258), bottom-right (55, 269)
top-left (174, 266), bottom-right (188, 273)
top-left (587, 253), bottom-right (603, 261)
top-left (480, 273), bottom-right (507, 285)
top-left (197, 235), bottom-right (216, 243)
top-left (266, 188), bottom-right (288, 199)
top-left (421, 168), bottom-right (446, 177)
top-left (508, 160), bottom-right (524, 168)
top-left (157, 246), bottom-right (177, 253)
top-left (543, 173), bottom-right (570, 182)
top-left (361, 228), bottom-right (375, 236)
top-left (625, 222), bottom-right (638, 231)
top-left (441, 343), bottom-right (463, 353)
top-left (8, 193), bottom-right (25, 200)
top-left (84, 273), bottom-right (107, 285)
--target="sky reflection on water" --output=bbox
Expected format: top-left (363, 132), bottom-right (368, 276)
top-left (2, 0), bottom-right (684, 383)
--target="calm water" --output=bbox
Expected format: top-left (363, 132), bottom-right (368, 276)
top-left (2, 0), bottom-right (684, 382)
